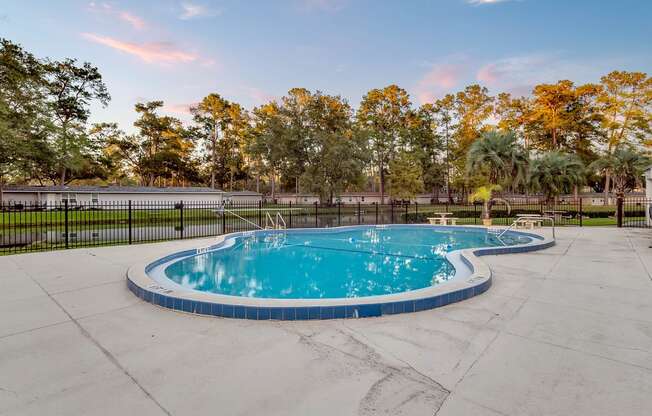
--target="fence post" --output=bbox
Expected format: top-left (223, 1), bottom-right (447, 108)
top-left (221, 202), bottom-right (226, 234)
top-left (415, 202), bottom-right (418, 223)
top-left (616, 196), bottom-right (623, 228)
top-left (64, 199), bottom-right (69, 249)
top-left (314, 202), bottom-right (318, 228)
top-left (179, 201), bottom-right (184, 239)
top-left (128, 200), bottom-right (132, 244)
top-left (391, 202), bottom-right (394, 223)
top-left (288, 201), bottom-right (292, 228)
top-left (474, 202), bottom-right (477, 225)
top-left (579, 198), bottom-right (583, 227)
top-left (258, 200), bottom-right (262, 228)
top-left (338, 202), bottom-right (341, 226)
top-left (357, 202), bottom-right (361, 224)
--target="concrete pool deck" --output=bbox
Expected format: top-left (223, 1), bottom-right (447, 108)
top-left (1, 227), bottom-right (652, 415)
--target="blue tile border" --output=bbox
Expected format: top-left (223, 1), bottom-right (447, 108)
top-left (127, 225), bottom-right (554, 320)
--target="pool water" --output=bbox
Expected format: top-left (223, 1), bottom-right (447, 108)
top-left (163, 226), bottom-right (532, 299)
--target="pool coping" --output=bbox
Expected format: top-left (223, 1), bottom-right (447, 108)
top-left (126, 225), bottom-right (555, 320)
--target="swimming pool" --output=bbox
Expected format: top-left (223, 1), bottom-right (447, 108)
top-left (128, 225), bottom-right (554, 319)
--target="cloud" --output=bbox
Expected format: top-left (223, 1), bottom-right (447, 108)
top-left (467, 0), bottom-right (514, 4)
top-left (82, 33), bottom-right (199, 64)
top-left (179, 2), bottom-right (221, 20)
top-left (474, 53), bottom-right (614, 95)
top-left (118, 11), bottom-right (146, 30)
top-left (299, 0), bottom-right (347, 12)
top-left (414, 61), bottom-right (467, 104)
top-left (162, 102), bottom-right (197, 115)
top-left (246, 87), bottom-right (276, 105)
top-left (88, 2), bottom-right (146, 30)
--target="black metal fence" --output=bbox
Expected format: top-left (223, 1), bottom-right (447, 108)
top-left (0, 199), bottom-right (602, 255)
top-left (620, 197), bottom-right (652, 228)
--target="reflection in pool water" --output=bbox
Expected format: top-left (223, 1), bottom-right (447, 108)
top-left (163, 226), bottom-right (531, 299)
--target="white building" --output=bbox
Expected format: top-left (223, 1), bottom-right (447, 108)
top-left (224, 190), bottom-right (263, 203)
top-left (271, 193), bottom-right (321, 204)
top-left (644, 167), bottom-right (652, 225)
top-left (3, 185), bottom-right (231, 207)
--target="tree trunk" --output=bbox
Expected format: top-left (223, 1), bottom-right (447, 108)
top-left (256, 173), bottom-right (260, 194)
top-left (604, 173), bottom-right (611, 206)
top-left (271, 172), bottom-right (276, 200)
top-left (573, 185), bottom-right (579, 203)
top-left (59, 168), bottom-right (66, 187)
top-left (379, 160), bottom-right (385, 205)
top-left (0, 175), bottom-right (4, 206)
top-left (211, 121), bottom-right (218, 189)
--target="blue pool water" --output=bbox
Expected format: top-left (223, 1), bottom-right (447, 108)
top-left (162, 226), bottom-right (532, 299)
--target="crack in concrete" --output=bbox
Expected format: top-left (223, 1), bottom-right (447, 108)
top-left (279, 323), bottom-right (449, 415)
top-left (9, 257), bottom-right (173, 416)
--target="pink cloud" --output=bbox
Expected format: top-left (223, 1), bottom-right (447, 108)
top-left (88, 2), bottom-right (146, 30)
top-left (415, 63), bottom-right (462, 104)
top-left (162, 103), bottom-right (198, 115)
top-left (118, 11), bottom-right (146, 30)
top-left (82, 33), bottom-right (198, 64)
top-left (247, 87), bottom-right (276, 105)
top-left (476, 63), bottom-right (500, 84)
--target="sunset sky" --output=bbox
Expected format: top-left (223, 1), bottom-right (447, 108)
top-left (2, 0), bottom-right (651, 131)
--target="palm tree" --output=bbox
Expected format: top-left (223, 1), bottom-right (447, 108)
top-left (590, 147), bottom-right (649, 197)
top-left (466, 130), bottom-right (529, 190)
top-left (469, 184), bottom-right (511, 225)
top-left (528, 151), bottom-right (585, 202)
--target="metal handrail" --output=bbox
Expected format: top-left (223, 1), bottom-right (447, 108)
top-left (498, 215), bottom-right (555, 240)
top-left (276, 212), bottom-right (287, 229)
top-left (265, 212), bottom-right (275, 229)
top-left (218, 207), bottom-right (264, 230)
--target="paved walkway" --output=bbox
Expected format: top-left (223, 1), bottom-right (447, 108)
top-left (1, 227), bottom-right (651, 415)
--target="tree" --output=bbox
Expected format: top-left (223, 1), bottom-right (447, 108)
top-left (469, 184), bottom-right (508, 222)
top-left (528, 151), bottom-right (585, 202)
top-left (466, 130), bottom-right (529, 190)
top-left (45, 59), bottom-right (110, 185)
top-left (409, 103), bottom-right (445, 201)
top-left (356, 85), bottom-right (412, 204)
top-left (109, 101), bottom-right (197, 186)
top-left (278, 88), bottom-right (313, 193)
top-left (387, 151), bottom-right (424, 201)
top-left (590, 146), bottom-right (649, 197)
top-left (597, 71), bottom-right (652, 201)
top-left (191, 93), bottom-right (230, 189)
top-left (529, 80), bottom-right (602, 154)
top-left (598, 71), bottom-right (652, 150)
top-left (0, 39), bottom-right (49, 202)
top-left (530, 81), bottom-right (577, 149)
top-left (432, 94), bottom-right (457, 201)
top-left (300, 92), bottom-right (366, 203)
top-left (248, 102), bottom-right (285, 198)
top-left (494, 93), bottom-right (534, 148)
top-left (191, 94), bottom-right (249, 190)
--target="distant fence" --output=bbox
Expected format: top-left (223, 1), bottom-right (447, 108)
top-left (0, 198), bottom-right (615, 255)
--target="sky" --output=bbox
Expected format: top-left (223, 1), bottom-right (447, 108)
top-left (1, 0), bottom-right (651, 132)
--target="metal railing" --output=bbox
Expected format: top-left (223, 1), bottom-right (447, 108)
top-left (0, 198), bottom-right (603, 255)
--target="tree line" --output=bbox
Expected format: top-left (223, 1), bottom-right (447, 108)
top-left (2, 38), bottom-right (651, 204)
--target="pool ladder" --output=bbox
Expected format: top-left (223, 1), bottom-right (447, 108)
top-left (265, 212), bottom-right (287, 230)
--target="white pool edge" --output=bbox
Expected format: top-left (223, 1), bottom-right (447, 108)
top-left (126, 225), bottom-right (554, 319)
